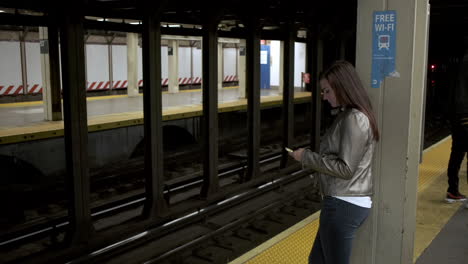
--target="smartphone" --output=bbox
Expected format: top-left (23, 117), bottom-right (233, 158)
top-left (285, 147), bottom-right (294, 153)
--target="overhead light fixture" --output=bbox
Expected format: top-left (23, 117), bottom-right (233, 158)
top-left (97, 18), bottom-right (105, 22)
top-left (0, 10), bottom-right (5, 13)
top-left (129, 21), bottom-right (140, 25)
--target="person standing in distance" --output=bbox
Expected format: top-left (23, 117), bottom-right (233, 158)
top-left (445, 42), bottom-right (468, 204)
top-left (289, 61), bottom-right (379, 264)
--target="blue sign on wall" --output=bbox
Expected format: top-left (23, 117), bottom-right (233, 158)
top-left (260, 45), bottom-right (270, 89)
top-left (371, 10), bottom-right (397, 88)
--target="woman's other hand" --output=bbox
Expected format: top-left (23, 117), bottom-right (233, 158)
top-left (289, 148), bottom-right (305, 162)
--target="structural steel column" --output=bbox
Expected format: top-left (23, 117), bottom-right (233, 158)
top-left (306, 24), bottom-right (322, 152)
top-left (281, 23), bottom-right (295, 168)
top-left (168, 39), bottom-right (179, 93)
top-left (127, 32), bottom-right (139, 97)
top-left (107, 36), bottom-right (114, 92)
top-left (217, 42), bottom-right (223, 90)
top-left (244, 17), bottom-right (261, 181)
top-left (141, 10), bottom-right (168, 218)
top-left (19, 31), bottom-right (27, 95)
top-left (200, 15), bottom-right (220, 198)
top-left (352, 0), bottom-right (429, 263)
top-left (278, 41), bottom-right (284, 94)
top-left (40, 23), bottom-right (62, 121)
top-left (238, 39), bottom-right (246, 99)
top-left (59, 10), bottom-right (93, 245)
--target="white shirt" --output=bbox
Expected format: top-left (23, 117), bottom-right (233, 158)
top-left (334, 196), bottom-right (372, 208)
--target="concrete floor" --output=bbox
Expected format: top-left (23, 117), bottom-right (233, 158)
top-left (0, 95), bottom-right (143, 128)
top-left (0, 87), bottom-right (273, 128)
top-left (416, 204), bottom-right (468, 264)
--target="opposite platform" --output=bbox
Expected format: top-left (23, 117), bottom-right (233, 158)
top-left (0, 90), bottom-right (312, 144)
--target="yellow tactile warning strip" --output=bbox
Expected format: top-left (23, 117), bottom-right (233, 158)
top-left (0, 92), bottom-right (311, 144)
top-left (417, 137), bottom-right (452, 192)
top-left (231, 136), bottom-right (466, 264)
top-left (231, 212), bottom-right (320, 264)
top-left (413, 138), bottom-right (467, 262)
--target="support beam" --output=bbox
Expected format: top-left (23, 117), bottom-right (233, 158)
top-left (168, 39), bottom-right (179, 93)
top-left (59, 10), bottom-right (93, 245)
top-left (244, 17), bottom-right (261, 181)
top-left (278, 41), bottom-right (284, 94)
top-left (238, 39), bottom-right (246, 99)
top-left (107, 36), bottom-right (114, 92)
top-left (218, 42), bottom-right (223, 90)
top-left (0, 13), bottom-right (46, 27)
top-left (352, 0), bottom-right (429, 263)
top-left (127, 32), bottom-right (139, 97)
top-left (190, 44), bottom-right (195, 90)
top-left (40, 23), bottom-right (62, 121)
top-left (141, 9), bottom-right (168, 219)
top-left (200, 15), bottom-right (220, 198)
top-left (19, 31), bottom-right (27, 95)
top-left (306, 24), bottom-right (322, 152)
top-left (281, 22), bottom-right (295, 168)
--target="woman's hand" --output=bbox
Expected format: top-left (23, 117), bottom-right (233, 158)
top-left (289, 148), bottom-right (305, 162)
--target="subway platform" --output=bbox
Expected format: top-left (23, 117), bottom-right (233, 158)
top-left (229, 137), bottom-right (468, 264)
top-left (1, 93), bottom-right (465, 264)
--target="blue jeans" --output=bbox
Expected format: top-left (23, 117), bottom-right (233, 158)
top-left (309, 196), bottom-right (370, 264)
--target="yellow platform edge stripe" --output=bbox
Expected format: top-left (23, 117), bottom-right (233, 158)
top-left (0, 86), bottom-right (240, 108)
top-left (229, 211), bottom-right (320, 264)
top-left (231, 136), bottom-right (462, 264)
top-left (417, 136), bottom-right (451, 192)
top-left (0, 92), bottom-right (311, 145)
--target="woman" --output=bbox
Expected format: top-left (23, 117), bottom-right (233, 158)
top-left (289, 61), bottom-right (379, 264)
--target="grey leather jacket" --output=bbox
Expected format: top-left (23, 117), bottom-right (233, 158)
top-left (301, 108), bottom-right (375, 196)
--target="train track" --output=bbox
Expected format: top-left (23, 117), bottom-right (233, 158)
top-left (0, 142), bottom-right (309, 263)
top-left (67, 163), bottom-right (321, 264)
top-left (146, 190), bottom-right (321, 264)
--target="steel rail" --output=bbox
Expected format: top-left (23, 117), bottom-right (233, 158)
top-left (0, 148), bottom-right (294, 249)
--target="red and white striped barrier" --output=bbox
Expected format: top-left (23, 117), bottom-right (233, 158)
top-left (159, 76), bottom-right (237, 86)
top-left (223, 75), bottom-right (238, 82)
top-left (0, 85), bottom-right (24, 95)
top-left (87, 81), bottom-right (111, 91)
top-left (0, 84), bottom-right (44, 95)
top-left (161, 77), bottom-right (203, 86)
top-left (87, 80), bottom-right (142, 91)
top-left (112, 80), bottom-right (128, 89)
top-left (0, 76), bottom-right (238, 96)
top-left (28, 84), bottom-right (43, 94)
top-left (191, 77), bottom-right (202, 84)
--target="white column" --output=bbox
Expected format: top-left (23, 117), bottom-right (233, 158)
top-left (238, 40), bottom-right (246, 99)
top-left (352, 1), bottom-right (429, 264)
top-left (218, 42), bottom-right (223, 90)
top-left (168, 39), bottom-right (179, 93)
top-left (278, 41), bottom-right (284, 94)
top-left (40, 27), bottom-right (53, 120)
top-left (127, 32), bottom-right (139, 97)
